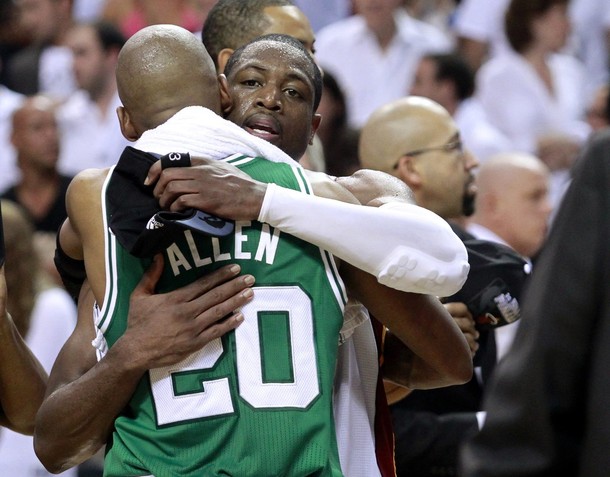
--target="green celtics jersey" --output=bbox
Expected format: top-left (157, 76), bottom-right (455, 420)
top-left (97, 154), bottom-right (347, 477)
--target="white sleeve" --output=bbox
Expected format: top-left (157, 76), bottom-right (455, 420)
top-left (258, 183), bottom-right (469, 297)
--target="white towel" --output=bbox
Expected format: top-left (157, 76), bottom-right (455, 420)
top-left (134, 106), bottom-right (301, 167)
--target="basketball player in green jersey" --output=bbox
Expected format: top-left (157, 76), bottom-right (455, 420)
top-left (35, 28), bottom-right (471, 476)
top-left (37, 27), bottom-right (346, 477)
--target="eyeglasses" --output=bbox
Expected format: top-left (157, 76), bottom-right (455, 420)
top-left (393, 138), bottom-right (463, 169)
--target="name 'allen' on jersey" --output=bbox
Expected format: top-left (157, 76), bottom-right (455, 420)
top-left (165, 221), bottom-right (282, 277)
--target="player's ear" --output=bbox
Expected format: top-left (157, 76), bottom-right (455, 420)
top-left (218, 74), bottom-right (233, 115)
top-left (116, 106), bottom-right (138, 142)
top-left (217, 48), bottom-right (235, 74)
top-left (309, 113), bottom-right (322, 145)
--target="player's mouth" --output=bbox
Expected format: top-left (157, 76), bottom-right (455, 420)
top-left (244, 114), bottom-right (281, 143)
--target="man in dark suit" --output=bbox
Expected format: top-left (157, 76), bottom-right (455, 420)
top-left (460, 128), bottom-right (610, 477)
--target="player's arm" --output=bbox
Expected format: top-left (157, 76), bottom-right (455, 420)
top-left (61, 170), bottom-right (109, 304)
top-left (327, 170), bottom-right (474, 387)
top-left (34, 259), bottom-right (254, 473)
top-left (148, 158), bottom-right (469, 297)
top-left (0, 266), bottom-right (47, 435)
top-left (341, 262), bottom-right (473, 389)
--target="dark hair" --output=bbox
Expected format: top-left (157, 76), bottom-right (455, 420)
top-left (224, 33), bottom-right (323, 111)
top-left (89, 20), bottom-right (127, 52)
top-left (322, 70), bottom-right (348, 132)
top-left (505, 0), bottom-right (569, 53)
top-left (425, 53), bottom-right (475, 100)
top-left (202, 0), bottom-right (293, 68)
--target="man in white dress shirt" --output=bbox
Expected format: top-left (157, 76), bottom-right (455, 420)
top-left (315, 0), bottom-right (453, 128)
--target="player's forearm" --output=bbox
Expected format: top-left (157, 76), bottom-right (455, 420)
top-left (34, 340), bottom-right (146, 473)
top-left (342, 264), bottom-right (472, 388)
top-left (259, 184), bottom-right (469, 296)
top-left (0, 312), bottom-right (47, 435)
top-left (383, 330), bottom-right (469, 390)
top-left (382, 297), bottom-right (473, 389)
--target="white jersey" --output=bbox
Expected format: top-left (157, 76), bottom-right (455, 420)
top-left (333, 302), bottom-right (381, 477)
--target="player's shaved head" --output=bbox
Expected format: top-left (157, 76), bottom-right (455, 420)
top-left (116, 24), bottom-right (221, 135)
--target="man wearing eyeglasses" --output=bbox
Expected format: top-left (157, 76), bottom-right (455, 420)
top-left (359, 95), bottom-right (528, 477)
top-left (376, 96), bottom-right (479, 223)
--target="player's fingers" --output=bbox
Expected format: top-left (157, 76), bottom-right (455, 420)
top-left (444, 301), bottom-right (471, 317)
top-left (174, 265), bottom-right (247, 302)
top-left (190, 277), bottom-right (254, 319)
top-left (466, 335), bottom-right (479, 357)
top-left (158, 180), bottom-right (203, 211)
top-left (195, 311), bottom-right (245, 345)
top-left (454, 316), bottom-right (479, 337)
top-left (145, 160), bottom-right (163, 186)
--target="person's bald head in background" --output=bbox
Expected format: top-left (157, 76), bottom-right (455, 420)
top-left (202, 0), bottom-right (315, 73)
top-left (470, 153), bottom-right (552, 258)
top-left (115, 24), bottom-right (222, 141)
top-left (11, 94), bottom-right (60, 171)
top-left (359, 96), bottom-right (479, 220)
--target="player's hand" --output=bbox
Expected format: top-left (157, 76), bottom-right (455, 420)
top-left (121, 254), bottom-right (255, 370)
top-left (146, 156), bottom-right (267, 220)
top-left (444, 302), bottom-right (479, 357)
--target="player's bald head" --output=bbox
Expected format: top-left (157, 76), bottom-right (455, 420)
top-left (116, 24), bottom-right (220, 132)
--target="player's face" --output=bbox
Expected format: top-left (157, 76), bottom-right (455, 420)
top-left (223, 43), bottom-right (318, 161)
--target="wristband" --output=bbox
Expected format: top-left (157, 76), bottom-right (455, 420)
top-left (160, 151), bottom-right (191, 169)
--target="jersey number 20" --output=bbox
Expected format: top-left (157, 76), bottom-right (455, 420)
top-left (149, 286), bottom-right (320, 426)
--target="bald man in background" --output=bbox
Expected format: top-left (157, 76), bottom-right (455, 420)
top-left (467, 153), bottom-right (553, 260)
top-left (359, 96), bottom-right (531, 477)
top-left (460, 153), bottom-right (552, 431)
